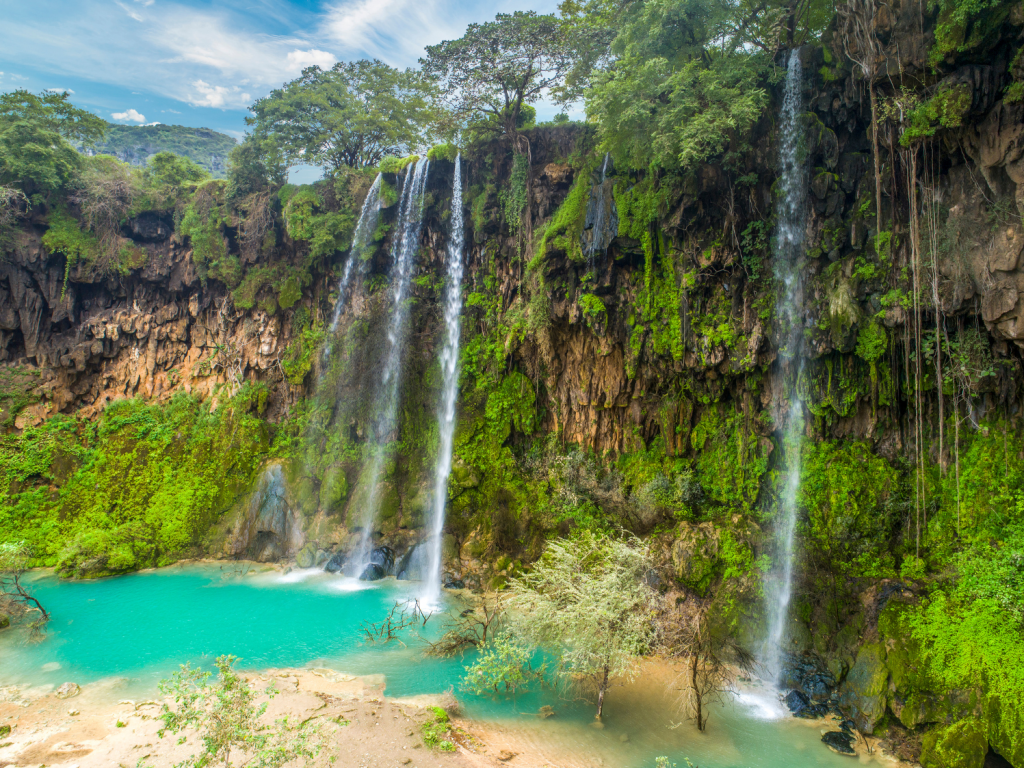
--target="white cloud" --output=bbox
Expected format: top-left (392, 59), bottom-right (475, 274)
top-left (143, 121), bottom-right (162, 126)
top-left (112, 108), bottom-right (146, 122)
top-left (285, 48), bottom-right (336, 72)
top-left (115, 1), bottom-right (144, 22)
top-left (46, 87), bottom-right (75, 94)
top-left (189, 79), bottom-right (251, 109)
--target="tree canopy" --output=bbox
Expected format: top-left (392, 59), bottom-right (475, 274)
top-left (421, 11), bottom-right (578, 150)
top-left (247, 60), bottom-right (433, 172)
top-left (507, 531), bottom-right (658, 718)
top-left (573, 0), bottom-right (833, 171)
top-left (0, 90), bottom-right (106, 192)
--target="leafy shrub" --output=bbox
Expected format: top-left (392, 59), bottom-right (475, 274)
top-left (426, 143), bottom-right (459, 162)
top-left (420, 706), bottom-right (456, 751)
top-left (41, 207), bottom-right (100, 296)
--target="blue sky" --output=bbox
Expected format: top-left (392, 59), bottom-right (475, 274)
top-left (0, 0), bottom-right (565, 142)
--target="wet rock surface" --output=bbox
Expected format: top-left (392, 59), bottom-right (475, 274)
top-left (822, 730), bottom-right (856, 755)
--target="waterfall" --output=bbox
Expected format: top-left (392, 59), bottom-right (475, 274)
top-left (353, 159), bottom-right (430, 575)
top-left (588, 153), bottom-right (610, 265)
top-left (422, 155), bottom-right (465, 606)
top-left (763, 49), bottom-right (809, 687)
top-left (321, 174), bottom-right (382, 367)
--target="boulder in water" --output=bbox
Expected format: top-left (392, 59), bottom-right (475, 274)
top-left (785, 689), bottom-right (809, 714)
top-left (296, 544), bottom-right (316, 568)
top-left (358, 546), bottom-right (395, 581)
top-left (442, 573), bottom-right (466, 590)
top-left (0, 614), bottom-right (10, 630)
top-left (359, 563), bottom-right (387, 581)
top-left (822, 730), bottom-right (856, 755)
top-left (324, 553), bottom-right (345, 573)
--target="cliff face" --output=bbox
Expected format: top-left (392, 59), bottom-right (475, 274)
top-left (3, 7), bottom-right (1024, 762)
top-left (1, 211), bottom-right (301, 424)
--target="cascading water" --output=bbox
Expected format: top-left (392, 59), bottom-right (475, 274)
top-left (422, 155), bottom-right (465, 606)
top-left (587, 153), bottom-right (611, 268)
top-left (762, 49), bottom-right (809, 687)
top-left (353, 159), bottom-right (430, 576)
top-left (319, 174), bottom-right (383, 372)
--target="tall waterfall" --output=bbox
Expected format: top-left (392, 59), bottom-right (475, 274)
top-left (354, 159), bottom-right (430, 574)
top-left (587, 153), bottom-right (611, 267)
top-left (322, 174), bottom-right (382, 367)
top-left (422, 156), bottom-right (465, 606)
top-left (763, 49), bottom-right (809, 686)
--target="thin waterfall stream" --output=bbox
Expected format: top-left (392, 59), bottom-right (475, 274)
top-left (321, 173), bottom-right (382, 369)
top-left (763, 49), bottom-right (809, 687)
top-left (422, 155), bottom-right (465, 606)
top-left (353, 159), bottom-right (430, 577)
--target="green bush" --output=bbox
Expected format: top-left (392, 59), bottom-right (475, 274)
top-left (0, 395), bottom-right (269, 574)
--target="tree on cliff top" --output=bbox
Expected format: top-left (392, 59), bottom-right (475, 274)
top-left (507, 531), bottom-right (658, 719)
top-left (420, 11), bottom-right (580, 152)
top-left (0, 89), bottom-right (106, 192)
top-left (247, 60), bottom-right (433, 173)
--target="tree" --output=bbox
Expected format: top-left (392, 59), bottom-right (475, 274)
top-left (507, 531), bottom-right (658, 718)
top-left (0, 541), bottom-right (49, 625)
top-left (575, 0), bottom-right (834, 172)
top-left (420, 11), bottom-right (577, 152)
top-left (147, 151), bottom-right (210, 189)
top-left (226, 135), bottom-right (286, 200)
top-left (583, 0), bottom-right (771, 172)
top-left (247, 60), bottom-right (432, 172)
top-left (159, 655), bottom-right (321, 768)
top-left (0, 89), bottom-right (105, 192)
top-left (659, 596), bottom-right (753, 731)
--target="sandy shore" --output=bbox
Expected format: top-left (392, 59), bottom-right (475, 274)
top-left (0, 662), bottom-right (910, 768)
top-left (0, 667), bottom-right (525, 768)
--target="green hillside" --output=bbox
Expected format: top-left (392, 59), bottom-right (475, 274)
top-left (88, 123), bottom-right (237, 177)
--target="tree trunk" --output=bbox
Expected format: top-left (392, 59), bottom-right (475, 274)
top-left (691, 652), bottom-right (704, 731)
top-left (596, 664), bottom-right (609, 719)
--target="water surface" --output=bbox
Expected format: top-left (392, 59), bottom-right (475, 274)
top-left (0, 565), bottom-right (870, 768)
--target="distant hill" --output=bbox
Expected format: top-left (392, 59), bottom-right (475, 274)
top-left (85, 123), bottom-right (238, 178)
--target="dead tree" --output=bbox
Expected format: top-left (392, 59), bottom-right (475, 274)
top-left (0, 542), bottom-right (50, 626)
top-left (426, 595), bottom-right (504, 658)
top-left (660, 595), bottom-right (754, 732)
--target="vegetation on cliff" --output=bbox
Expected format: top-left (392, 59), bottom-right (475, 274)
top-left (1, 0), bottom-right (1023, 760)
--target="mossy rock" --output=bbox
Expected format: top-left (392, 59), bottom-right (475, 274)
top-left (984, 693), bottom-right (1024, 768)
top-left (921, 720), bottom-right (987, 768)
top-left (451, 461), bottom-right (480, 489)
top-left (320, 468), bottom-right (349, 512)
top-left (670, 522), bottom-right (720, 595)
top-left (0, 614), bottom-right (10, 630)
top-left (296, 543), bottom-right (316, 568)
top-left (838, 642), bottom-right (889, 732)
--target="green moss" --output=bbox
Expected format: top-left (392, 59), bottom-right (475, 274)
top-left (689, 404), bottom-right (768, 510)
top-left (578, 293), bottom-right (607, 334)
top-left (179, 185), bottom-right (238, 287)
top-left (901, 85), bottom-right (973, 145)
top-left (426, 143), bottom-right (459, 162)
top-left (533, 158), bottom-right (598, 269)
top-left (378, 155), bottom-right (419, 174)
top-left (921, 720), bottom-right (988, 768)
top-left (0, 394), bottom-right (269, 574)
top-left (41, 208), bottom-right (101, 297)
top-left (282, 186), bottom-right (355, 259)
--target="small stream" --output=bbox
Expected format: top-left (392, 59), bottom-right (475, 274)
top-left (0, 566), bottom-right (876, 768)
